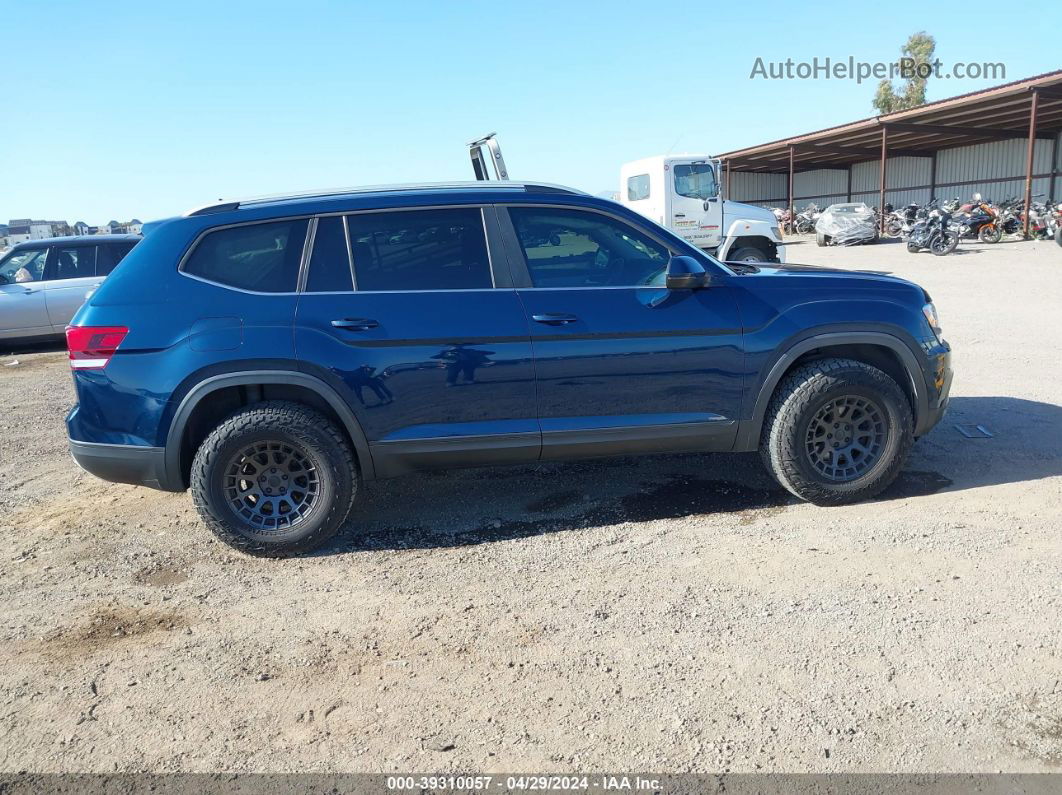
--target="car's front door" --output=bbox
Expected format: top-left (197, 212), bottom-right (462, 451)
top-left (500, 204), bottom-right (744, 459)
top-left (293, 206), bottom-right (538, 476)
top-left (43, 244), bottom-right (101, 331)
top-left (0, 248), bottom-right (51, 339)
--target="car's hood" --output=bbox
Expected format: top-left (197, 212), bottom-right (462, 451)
top-left (722, 200), bottom-right (776, 225)
top-left (743, 262), bottom-right (926, 296)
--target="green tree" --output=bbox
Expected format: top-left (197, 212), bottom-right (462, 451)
top-left (873, 32), bottom-right (936, 114)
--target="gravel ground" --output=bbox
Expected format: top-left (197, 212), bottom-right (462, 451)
top-left (1, 237), bottom-right (1060, 774)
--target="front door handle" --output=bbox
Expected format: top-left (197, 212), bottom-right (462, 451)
top-left (331, 318), bottom-right (379, 330)
top-left (532, 313), bottom-right (578, 326)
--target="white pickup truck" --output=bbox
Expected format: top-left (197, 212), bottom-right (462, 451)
top-left (620, 155), bottom-right (785, 263)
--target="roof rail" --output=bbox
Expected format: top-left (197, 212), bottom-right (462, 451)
top-left (181, 181), bottom-right (586, 217)
top-left (185, 200), bottom-right (241, 216)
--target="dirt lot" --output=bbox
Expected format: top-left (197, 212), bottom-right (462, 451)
top-left (1, 237), bottom-right (1060, 774)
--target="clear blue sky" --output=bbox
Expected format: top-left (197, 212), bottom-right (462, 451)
top-left (4, 1), bottom-right (1058, 224)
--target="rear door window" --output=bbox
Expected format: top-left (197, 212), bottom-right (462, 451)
top-left (182, 219), bottom-right (309, 292)
top-left (49, 246), bottom-right (97, 281)
top-left (347, 208), bottom-right (492, 291)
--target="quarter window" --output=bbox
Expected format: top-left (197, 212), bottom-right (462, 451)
top-left (305, 216), bottom-right (354, 292)
top-left (96, 242), bottom-right (137, 276)
top-left (508, 207), bottom-right (670, 288)
top-left (347, 208), bottom-right (491, 292)
top-left (627, 174), bottom-right (650, 201)
top-left (182, 219), bottom-right (309, 293)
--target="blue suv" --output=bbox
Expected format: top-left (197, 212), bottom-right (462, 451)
top-left (66, 182), bottom-right (952, 556)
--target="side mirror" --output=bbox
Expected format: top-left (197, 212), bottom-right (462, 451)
top-left (665, 255), bottom-right (709, 290)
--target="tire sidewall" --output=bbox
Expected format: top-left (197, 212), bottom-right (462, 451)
top-left (197, 421), bottom-right (352, 552)
top-left (729, 246), bottom-right (766, 263)
top-left (781, 376), bottom-right (910, 498)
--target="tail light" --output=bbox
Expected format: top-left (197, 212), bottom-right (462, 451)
top-left (65, 326), bottom-right (128, 369)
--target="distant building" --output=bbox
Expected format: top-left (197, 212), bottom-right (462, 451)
top-left (5, 218), bottom-right (73, 241)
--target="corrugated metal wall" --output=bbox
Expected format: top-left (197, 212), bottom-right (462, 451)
top-left (727, 171), bottom-right (787, 207)
top-left (792, 169), bottom-right (847, 209)
top-left (729, 132), bottom-right (1062, 210)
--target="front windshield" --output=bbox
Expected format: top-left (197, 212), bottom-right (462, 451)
top-left (0, 249), bottom-right (48, 284)
top-left (674, 163), bottom-right (718, 200)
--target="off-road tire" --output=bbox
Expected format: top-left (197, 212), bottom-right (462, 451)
top-left (191, 401), bottom-right (357, 557)
top-left (760, 358), bottom-right (913, 505)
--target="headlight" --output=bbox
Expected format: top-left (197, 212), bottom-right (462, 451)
top-left (922, 303), bottom-right (942, 340)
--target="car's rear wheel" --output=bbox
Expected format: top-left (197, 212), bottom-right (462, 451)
top-left (190, 401), bottom-right (357, 556)
top-left (760, 358), bottom-right (913, 505)
top-left (816, 233), bottom-right (828, 247)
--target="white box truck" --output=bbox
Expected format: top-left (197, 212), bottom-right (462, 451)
top-left (619, 155), bottom-right (785, 263)
top-left (467, 135), bottom-right (784, 264)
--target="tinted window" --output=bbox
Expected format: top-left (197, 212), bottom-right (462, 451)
top-left (51, 246), bottom-right (97, 281)
top-left (674, 163), bottom-right (718, 200)
top-left (508, 207), bottom-right (670, 288)
top-left (0, 249), bottom-right (48, 283)
top-left (306, 216), bottom-right (353, 292)
top-left (627, 174), bottom-right (650, 201)
top-left (347, 208), bottom-right (491, 292)
top-left (183, 219), bottom-right (308, 293)
top-left (96, 242), bottom-right (137, 276)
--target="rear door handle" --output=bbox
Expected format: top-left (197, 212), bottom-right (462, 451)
top-left (531, 313), bottom-right (578, 326)
top-left (331, 318), bottom-right (379, 330)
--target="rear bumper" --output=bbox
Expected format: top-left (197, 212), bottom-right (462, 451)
top-left (69, 440), bottom-right (175, 491)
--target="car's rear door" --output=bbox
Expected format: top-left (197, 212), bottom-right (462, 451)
top-left (43, 243), bottom-right (101, 331)
top-left (293, 205), bottom-right (538, 476)
top-left (498, 203), bottom-right (744, 459)
top-left (0, 248), bottom-right (51, 338)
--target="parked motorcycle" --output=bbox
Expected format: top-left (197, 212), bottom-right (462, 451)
top-left (793, 203), bottom-right (820, 234)
top-left (906, 200), bottom-right (959, 255)
top-left (884, 202), bottom-right (921, 238)
top-left (952, 194), bottom-right (1002, 243)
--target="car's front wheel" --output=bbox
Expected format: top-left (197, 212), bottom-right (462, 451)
top-left (190, 401), bottom-right (357, 556)
top-left (760, 358), bottom-right (913, 505)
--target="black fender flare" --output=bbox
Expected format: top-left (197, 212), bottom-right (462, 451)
top-left (735, 331), bottom-right (930, 450)
top-left (163, 369), bottom-right (374, 489)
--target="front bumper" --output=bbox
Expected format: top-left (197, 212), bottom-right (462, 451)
top-left (915, 342), bottom-right (952, 437)
top-left (69, 440), bottom-right (169, 490)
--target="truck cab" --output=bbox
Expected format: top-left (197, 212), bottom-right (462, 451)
top-left (620, 155), bottom-right (785, 263)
